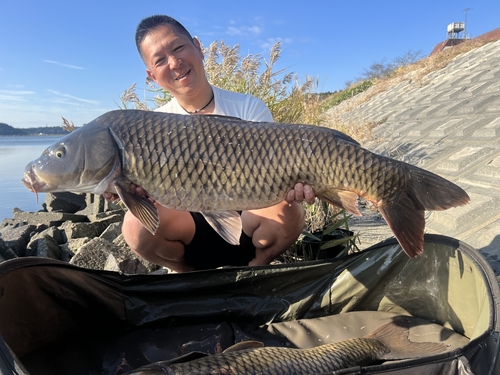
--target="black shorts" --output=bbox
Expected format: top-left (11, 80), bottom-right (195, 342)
top-left (183, 212), bottom-right (256, 270)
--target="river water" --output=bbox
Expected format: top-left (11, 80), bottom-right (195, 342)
top-left (0, 136), bottom-right (63, 220)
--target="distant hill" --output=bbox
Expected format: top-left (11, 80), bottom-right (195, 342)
top-left (0, 123), bottom-right (29, 136)
top-left (0, 123), bottom-right (70, 136)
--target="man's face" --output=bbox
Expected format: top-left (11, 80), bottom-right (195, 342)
top-left (141, 25), bottom-right (205, 97)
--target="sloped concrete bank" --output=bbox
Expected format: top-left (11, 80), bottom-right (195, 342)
top-left (330, 38), bottom-right (500, 279)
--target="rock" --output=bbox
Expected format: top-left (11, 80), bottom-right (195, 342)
top-left (58, 211), bottom-right (125, 243)
top-left (100, 222), bottom-right (122, 243)
top-left (1, 218), bottom-right (28, 228)
top-left (0, 237), bottom-right (17, 260)
top-left (70, 237), bottom-right (150, 272)
top-left (69, 238), bottom-right (117, 270)
top-left (26, 235), bottom-right (60, 259)
top-left (43, 192), bottom-right (86, 213)
top-left (76, 194), bottom-right (122, 216)
top-left (59, 237), bottom-right (92, 262)
top-left (64, 237), bottom-right (92, 252)
top-left (103, 242), bottom-right (157, 275)
top-left (88, 212), bottom-right (125, 230)
top-left (0, 223), bottom-right (38, 257)
top-left (112, 234), bottom-right (159, 273)
top-left (59, 221), bottom-right (104, 241)
top-left (112, 234), bottom-right (128, 248)
top-left (59, 245), bottom-right (73, 262)
top-left (29, 226), bottom-right (65, 244)
top-left (104, 252), bottom-right (149, 275)
top-left (12, 211), bottom-right (88, 228)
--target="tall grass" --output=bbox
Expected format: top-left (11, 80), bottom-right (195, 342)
top-left (204, 40), bottom-right (322, 125)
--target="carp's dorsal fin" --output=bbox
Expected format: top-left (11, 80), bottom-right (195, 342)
top-left (164, 351), bottom-right (210, 364)
top-left (317, 189), bottom-right (362, 217)
top-left (114, 178), bottom-right (159, 235)
top-left (223, 341), bottom-right (264, 353)
top-left (201, 211), bottom-right (242, 245)
top-left (330, 129), bottom-right (361, 146)
top-left (191, 113), bottom-right (243, 121)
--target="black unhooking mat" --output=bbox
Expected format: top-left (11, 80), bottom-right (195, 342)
top-left (0, 234), bottom-right (498, 374)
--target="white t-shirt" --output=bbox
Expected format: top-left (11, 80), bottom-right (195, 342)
top-left (155, 85), bottom-right (273, 122)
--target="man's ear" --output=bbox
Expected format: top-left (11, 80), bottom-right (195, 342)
top-left (146, 69), bottom-right (156, 82)
top-left (193, 36), bottom-right (204, 59)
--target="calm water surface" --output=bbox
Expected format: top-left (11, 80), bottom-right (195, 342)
top-left (0, 136), bottom-right (63, 220)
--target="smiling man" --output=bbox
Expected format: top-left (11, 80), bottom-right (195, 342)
top-left (116, 15), bottom-right (315, 272)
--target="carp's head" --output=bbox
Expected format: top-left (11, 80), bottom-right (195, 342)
top-left (21, 124), bottom-right (121, 198)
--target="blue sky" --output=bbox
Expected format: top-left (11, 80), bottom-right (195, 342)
top-left (0, 0), bottom-right (498, 128)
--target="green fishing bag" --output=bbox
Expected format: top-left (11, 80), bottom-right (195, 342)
top-left (0, 234), bottom-right (497, 374)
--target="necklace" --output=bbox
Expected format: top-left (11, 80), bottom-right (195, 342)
top-left (181, 90), bottom-right (214, 114)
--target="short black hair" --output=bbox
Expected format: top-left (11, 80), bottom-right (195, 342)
top-left (135, 15), bottom-right (193, 60)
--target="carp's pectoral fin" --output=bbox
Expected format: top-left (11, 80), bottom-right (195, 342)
top-left (201, 211), bottom-right (242, 245)
top-left (318, 189), bottom-right (362, 216)
top-left (114, 180), bottom-right (159, 235)
top-left (159, 351), bottom-right (210, 365)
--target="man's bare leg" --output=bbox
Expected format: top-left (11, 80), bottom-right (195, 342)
top-left (121, 205), bottom-right (196, 272)
top-left (242, 201), bottom-right (305, 266)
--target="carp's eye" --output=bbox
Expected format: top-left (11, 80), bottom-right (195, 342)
top-left (54, 148), bottom-right (66, 158)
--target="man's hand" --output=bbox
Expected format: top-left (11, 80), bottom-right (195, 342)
top-left (286, 183), bottom-right (316, 205)
top-left (103, 191), bottom-right (120, 202)
top-left (103, 184), bottom-right (152, 202)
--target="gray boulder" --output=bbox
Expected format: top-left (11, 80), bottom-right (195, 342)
top-left (0, 223), bottom-right (38, 257)
top-left (43, 192), bottom-right (86, 213)
top-left (26, 235), bottom-right (61, 259)
top-left (0, 237), bottom-right (17, 260)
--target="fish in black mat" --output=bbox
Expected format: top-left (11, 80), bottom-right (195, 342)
top-left (125, 316), bottom-right (449, 374)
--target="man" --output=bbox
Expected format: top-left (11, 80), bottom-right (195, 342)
top-left (115, 15), bottom-right (315, 272)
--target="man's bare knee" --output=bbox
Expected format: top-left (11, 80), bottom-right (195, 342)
top-left (246, 202), bottom-right (305, 265)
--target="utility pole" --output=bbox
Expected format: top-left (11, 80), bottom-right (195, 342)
top-left (464, 8), bottom-right (472, 39)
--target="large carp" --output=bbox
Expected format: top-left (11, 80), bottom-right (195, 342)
top-left (125, 316), bottom-right (447, 374)
top-left (22, 110), bottom-right (469, 258)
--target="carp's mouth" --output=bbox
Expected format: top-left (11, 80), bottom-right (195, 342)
top-left (21, 167), bottom-right (46, 202)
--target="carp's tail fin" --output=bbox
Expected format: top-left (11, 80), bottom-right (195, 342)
top-left (378, 165), bottom-right (470, 258)
top-left (368, 316), bottom-right (449, 360)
